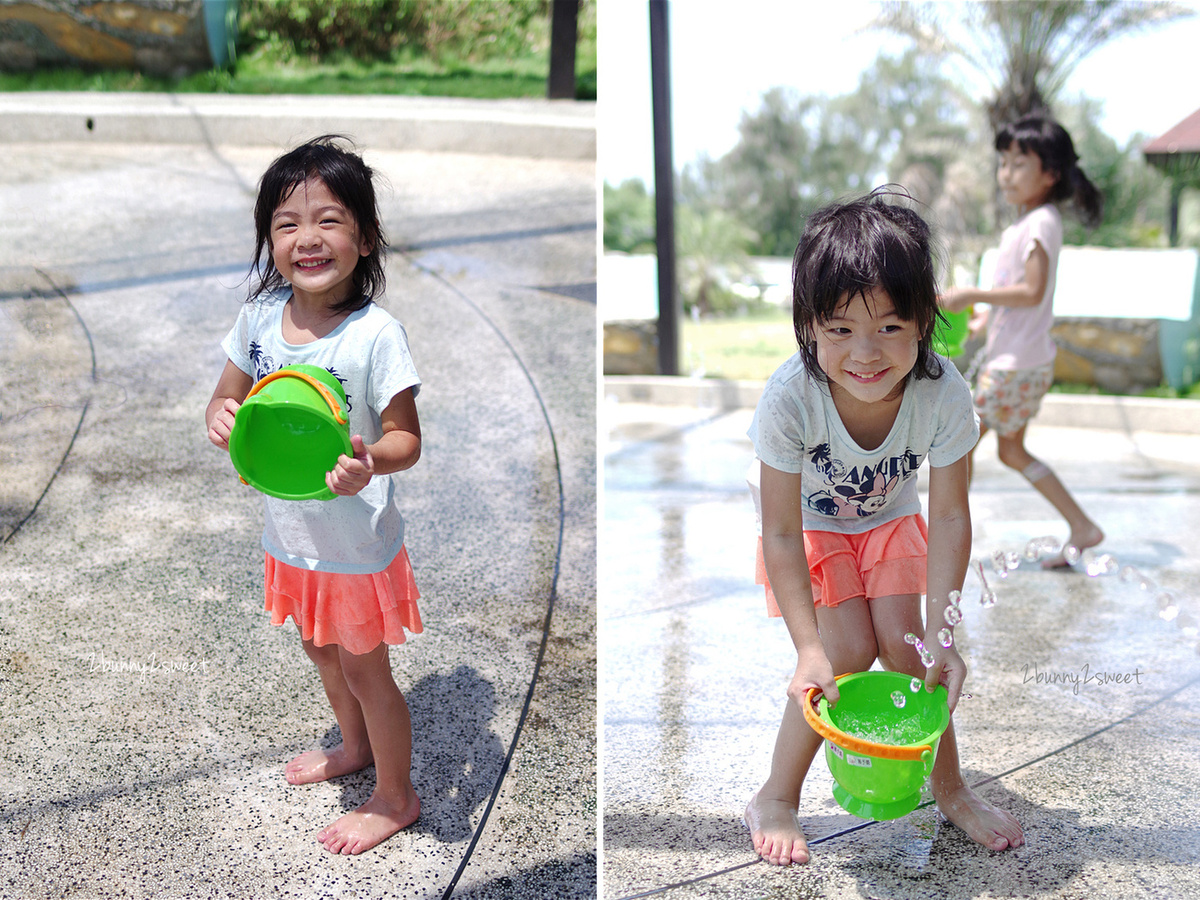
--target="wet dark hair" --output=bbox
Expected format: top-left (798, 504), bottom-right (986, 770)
top-left (995, 114), bottom-right (1103, 227)
top-left (792, 187), bottom-right (945, 384)
top-left (248, 134), bottom-right (387, 312)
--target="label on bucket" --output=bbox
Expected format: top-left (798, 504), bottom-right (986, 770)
top-left (829, 742), bottom-right (843, 759)
top-left (846, 754), bottom-right (872, 768)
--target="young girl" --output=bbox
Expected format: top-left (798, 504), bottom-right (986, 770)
top-left (941, 114), bottom-right (1104, 567)
top-left (206, 135), bottom-right (423, 856)
top-left (745, 191), bottom-right (1024, 866)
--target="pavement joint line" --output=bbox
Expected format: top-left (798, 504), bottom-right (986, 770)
top-left (611, 673), bottom-right (1200, 900)
top-left (402, 248), bottom-right (570, 899)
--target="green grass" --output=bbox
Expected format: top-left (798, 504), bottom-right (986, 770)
top-left (681, 307), bottom-right (796, 381)
top-left (0, 39), bottom-right (597, 100)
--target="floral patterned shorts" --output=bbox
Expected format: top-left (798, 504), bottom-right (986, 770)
top-left (974, 363), bottom-right (1054, 437)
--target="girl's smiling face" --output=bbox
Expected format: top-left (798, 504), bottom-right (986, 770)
top-left (815, 288), bottom-right (919, 406)
top-left (997, 146), bottom-right (1058, 212)
top-left (270, 177), bottom-right (371, 308)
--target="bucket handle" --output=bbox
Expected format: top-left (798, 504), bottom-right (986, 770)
top-left (802, 681), bottom-right (934, 762)
top-left (245, 369), bottom-right (348, 425)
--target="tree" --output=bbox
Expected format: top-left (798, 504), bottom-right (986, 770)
top-left (602, 178), bottom-right (656, 254)
top-left (675, 204), bottom-right (758, 316)
top-left (874, 0), bottom-right (1192, 132)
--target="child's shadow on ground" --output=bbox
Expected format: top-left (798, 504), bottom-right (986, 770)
top-left (324, 664), bottom-right (504, 842)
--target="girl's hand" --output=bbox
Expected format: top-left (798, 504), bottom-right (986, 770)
top-left (939, 288), bottom-right (972, 314)
top-left (327, 435), bottom-right (374, 497)
top-left (207, 398), bottom-right (241, 450)
top-left (922, 643), bottom-right (967, 713)
top-left (788, 643), bottom-right (840, 711)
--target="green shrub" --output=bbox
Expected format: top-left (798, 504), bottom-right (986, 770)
top-left (239, 0), bottom-right (552, 63)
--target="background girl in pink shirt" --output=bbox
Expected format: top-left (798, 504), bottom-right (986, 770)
top-left (941, 114), bottom-right (1104, 568)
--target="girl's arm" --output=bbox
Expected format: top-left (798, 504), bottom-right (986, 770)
top-left (326, 387), bottom-right (421, 496)
top-left (941, 240), bottom-right (1050, 313)
top-left (923, 454), bottom-right (972, 711)
top-left (759, 462), bottom-right (840, 707)
top-left (206, 360), bottom-right (254, 450)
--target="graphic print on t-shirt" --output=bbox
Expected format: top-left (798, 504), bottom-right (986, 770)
top-left (248, 341), bottom-right (354, 411)
top-left (807, 441), bottom-right (922, 518)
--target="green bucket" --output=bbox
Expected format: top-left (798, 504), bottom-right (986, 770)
top-left (803, 671), bottom-right (950, 820)
top-left (932, 308), bottom-right (971, 357)
top-left (228, 364), bottom-right (351, 501)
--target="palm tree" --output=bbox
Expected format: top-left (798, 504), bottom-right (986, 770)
top-left (874, 0), bottom-right (1192, 133)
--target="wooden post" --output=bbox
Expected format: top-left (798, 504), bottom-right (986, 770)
top-left (547, 0), bottom-right (579, 100)
top-left (649, 0), bottom-right (678, 376)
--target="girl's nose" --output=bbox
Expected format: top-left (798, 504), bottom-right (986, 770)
top-left (849, 335), bottom-right (881, 361)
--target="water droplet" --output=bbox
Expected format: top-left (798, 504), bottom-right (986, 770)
top-left (1023, 539), bottom-right (1042, 561)
top-left (919, 648), bottom-right (936, 668)
top-left (904, 632), bottom-right (920, 645)
top-left (1156, 591), bottom-right (1176, 611)
top-left (1062, 544), bottom-right (1081, 565)
top-left (1176, 611), bottom-right (1199, 638)
top-left (891, 690), bottom-right (907, 708)
top-left (1005, 551), bottom-right (1021, 571)
top-left (1118, 565), bottom-right (1141, 584)
top-left (1160, 605), bottom-right (1180, 623)
top-left (979, 589), bottom-right (997, 609)
top-left (910, 677), bottom-right (923, 693)
top-left (1084, 552), bottom-right (1118, 577)
top-left (948, 590), bottom-right (961, 608)
top-left (943, 604), bottom-right (963, 626)
top-left (991, 549), bottom-right (1009, 579)
top-left (937, 627), bottom-right (954, 648)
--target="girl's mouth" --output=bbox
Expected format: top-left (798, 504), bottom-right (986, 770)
top-left (847, 368), bottom-right (889, 384)
top-left (295, 259), bottom-right (331, 271)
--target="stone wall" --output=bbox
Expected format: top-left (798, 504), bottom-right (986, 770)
top-left (0, 0), bottom-right (231, 75)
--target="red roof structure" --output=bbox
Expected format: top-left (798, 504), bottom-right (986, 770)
top-left (1143, 108), bottom-right (1200, 245)
top-left (1144, 107), bottom-right (1200, 169)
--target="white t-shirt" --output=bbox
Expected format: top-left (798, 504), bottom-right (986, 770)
top-left (748, 354), bottom-right (979, 535)
top-left (984, 204), bottom-right (1062, 371)
top-left (222, 292), bottom-right (422, 573)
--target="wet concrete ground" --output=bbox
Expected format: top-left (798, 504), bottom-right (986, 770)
top-left (0, 99), bottom-right (595, 899)
top-left (601, 386), bottom-right (1200, 900)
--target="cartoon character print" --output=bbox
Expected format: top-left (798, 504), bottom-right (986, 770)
top-left (247, 342), bottom-right (353, 411)
top-left (807, 442), bottom-right (919, 519)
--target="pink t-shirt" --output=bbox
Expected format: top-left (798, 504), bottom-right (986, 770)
top-left (984, 204), bottom-right (1062, 371)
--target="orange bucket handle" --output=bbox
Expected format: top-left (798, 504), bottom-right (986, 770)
top-left (245, 369), bottom-right (348, 426)
top-left (801, 678), bottom-right (933, 762)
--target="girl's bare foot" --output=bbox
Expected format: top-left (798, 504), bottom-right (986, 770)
top-left (1042, 523), bottom-right (1104, 569)
top-left (745, 792), bottom-right (810, 865)
top-left (285, 743), bottom-right (373, 785)
top-left (318, 789), bottom-right (421, 855)
top-left (935, 783), bottom-right (1024, 850)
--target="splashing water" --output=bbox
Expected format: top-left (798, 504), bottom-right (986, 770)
top-left (991, 549), bottom-right (1009, 579)
top-left (910, 677), bottom-right (923, 693)
top-left (1005, 551), bottom-right (1021, 571)
top-left (944, 604), bottom-right (963, 626)
top-left (904, 632), bottom-right (920, 646)
top-left (919, 647), bottom-right (936, 668)
top-left (948, 589), bottom-right (961, 608)
top-left (891, 690), bottom-right (907, 708)
top-left (1083, 550), bottom-right (1118, 577)
top-left (979, 588), bottom-right (997, 609)
top-left (937, 627), bottom-right (954, 648)
top-left (1062, 544), bottom-right (1081, 565)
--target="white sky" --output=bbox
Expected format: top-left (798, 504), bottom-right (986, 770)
top-left (599, 0), bottom-right (1200, 186)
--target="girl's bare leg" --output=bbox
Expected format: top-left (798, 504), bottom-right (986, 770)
top-left (747, 597), bottom-right (879, 866)
top-left (994, 426), bottom-right (1103, 566)
top-left (286, 638), bottom-right (374, 784)
top-left (871, 595), bottom-right (1024, 850)
top-left (316, 642), bottom-right (420, 855)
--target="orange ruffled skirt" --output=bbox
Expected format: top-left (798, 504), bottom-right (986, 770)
top-left (755, 514), bottom-right (928, 614)
top-left (264, 547), bottom-right (423, 656)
